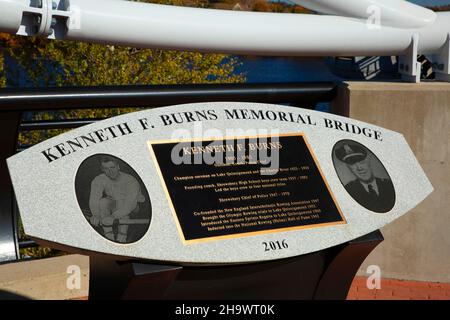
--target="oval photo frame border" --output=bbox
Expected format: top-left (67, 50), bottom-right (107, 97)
top-left (74, 153), bottom-right (152, 244)
top-left (331, 139), bottom-right (396, 214)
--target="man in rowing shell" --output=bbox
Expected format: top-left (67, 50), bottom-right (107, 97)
top-left (89, 155), bottom-right (146, 243)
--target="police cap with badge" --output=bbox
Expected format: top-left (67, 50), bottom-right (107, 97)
top-left (335, 143), bottom-right (368, 165)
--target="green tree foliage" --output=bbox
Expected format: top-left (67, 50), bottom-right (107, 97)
top-left (208, 0), bottom-right (310, 13)
top-left (0, 49), bottom-right (5, 87)
top-left (3, 39), bottom-right (243, 88)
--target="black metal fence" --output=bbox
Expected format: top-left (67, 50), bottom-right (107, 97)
top-left (0, 82), bottom-right (337, 264)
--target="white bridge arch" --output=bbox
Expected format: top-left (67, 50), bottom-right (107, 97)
top-left (0, 0), bottom-right (449, 82)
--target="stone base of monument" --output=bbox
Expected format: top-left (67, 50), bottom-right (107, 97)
top-left (88, 230), bottom-right (383, 300)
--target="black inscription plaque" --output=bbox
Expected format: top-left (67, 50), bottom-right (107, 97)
top-left (149, 134), bottom-right (345, 243)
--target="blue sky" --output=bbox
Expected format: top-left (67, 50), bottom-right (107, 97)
top-left (409, 0), bottom-right (450, 6)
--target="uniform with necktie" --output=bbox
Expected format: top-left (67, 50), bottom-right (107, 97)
top-left (344, 177), bottom-right (395, 213)
top-left (335, 142), bottom-right (396, 213)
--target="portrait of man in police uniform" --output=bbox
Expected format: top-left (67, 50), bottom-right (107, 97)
top-left (333, 140), bottom-right (395, 213)
top-left (75, 154), bottom-right (151, 244)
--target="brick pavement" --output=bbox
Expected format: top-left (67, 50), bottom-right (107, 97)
top-left (347, 276), bottom-right (450, 300)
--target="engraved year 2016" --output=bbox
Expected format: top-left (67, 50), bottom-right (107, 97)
top-left (263, 240), bottom-right (288, 252)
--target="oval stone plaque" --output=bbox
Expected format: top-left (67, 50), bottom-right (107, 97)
top-left (7, 102), bottom-right (433, 265)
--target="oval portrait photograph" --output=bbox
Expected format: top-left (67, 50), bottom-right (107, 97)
top-left (332, 140), bottom-right (395, 213)
top-left (75, 154), bottom-right (152, 244)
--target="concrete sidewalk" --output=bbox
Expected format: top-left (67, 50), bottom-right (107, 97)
top-left (0, 254), bottom-right (89, 300)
